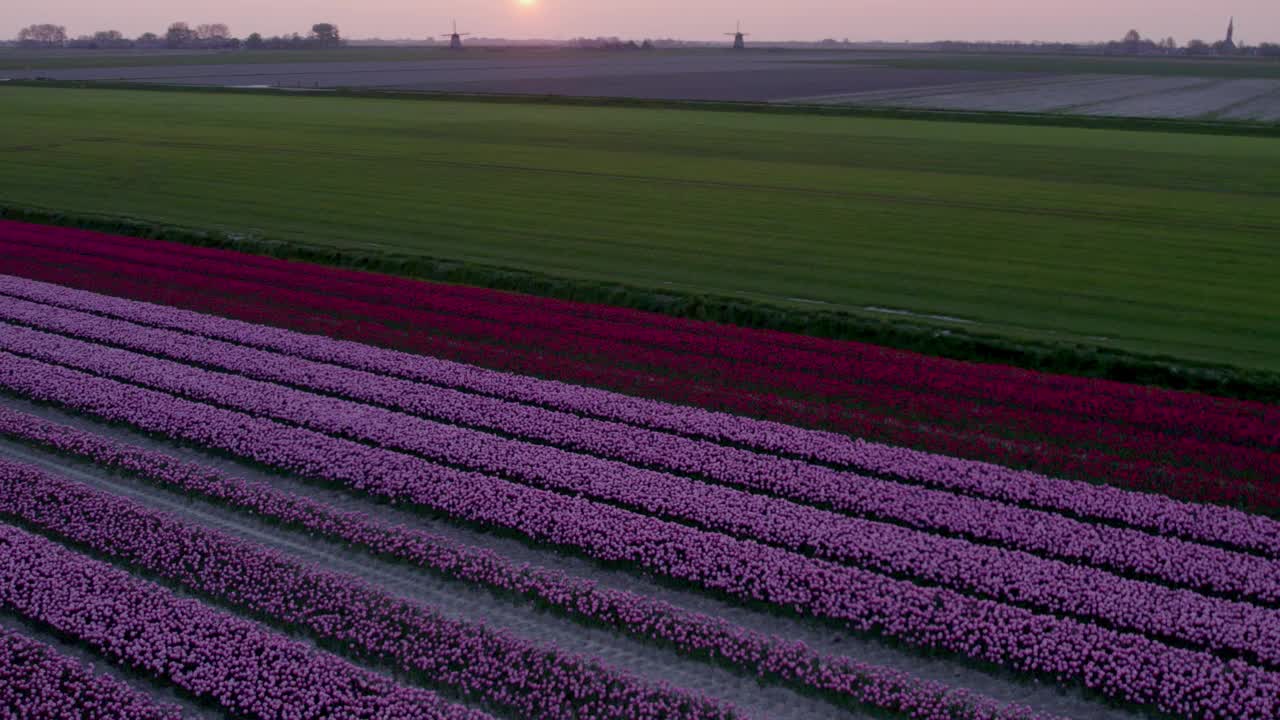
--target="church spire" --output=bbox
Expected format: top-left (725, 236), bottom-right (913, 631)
top-left (1226, 16), bottom-right (1234, 44)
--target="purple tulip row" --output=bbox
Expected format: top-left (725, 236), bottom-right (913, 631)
top-left (4, 319), bottom-right (1278, 669)
top-left (0, 627), bottom-right (183, 720)
top-left (3, 274), bottom-right (1272, 560)
top-left (1, 295), bottom-right (1272, 609)
top-left (2, 351), bottom-right (1278, 719)
top-left (0, 406), bottom-right (1057, 720)
top-left (0, 523), bottom-right (490, 720)
top-left (0, 457), bottom-right (740, 720)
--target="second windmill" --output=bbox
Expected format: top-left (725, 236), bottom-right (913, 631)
top-left (444, 20), bottom-right (471, 50)
top-left (726, 21), bottom-right (749, 50)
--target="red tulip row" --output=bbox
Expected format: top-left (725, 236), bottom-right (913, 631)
top-left (0, 253), bottom-right (1271, 512)
top-left (0, 405), bottom-right (1059, 720)
top-left (1, 224), bottom-right (1276, 509)
top-left (7, 219), bottom-right (1273, 443)
top-left (4, 272), bottom-right (1275, 561)
top-left (3, 235), bottom-right (1272, 487)
top-left (3, 351), bottom-right (1278, 719)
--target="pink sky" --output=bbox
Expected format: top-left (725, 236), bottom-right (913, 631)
top-left (4, 1), bottom-right (1272, 44)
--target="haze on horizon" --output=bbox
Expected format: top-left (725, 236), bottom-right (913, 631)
top-left (3, 0), bottom-right (1274, 45)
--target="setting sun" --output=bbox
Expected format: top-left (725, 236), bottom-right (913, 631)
top-left (518, 0), bottom-right (536, 6)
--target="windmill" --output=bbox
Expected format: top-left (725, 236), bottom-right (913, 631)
top-left (725, 21), bottom-right (748, 50)
top-left (442, 20), bottom-right (470, 50)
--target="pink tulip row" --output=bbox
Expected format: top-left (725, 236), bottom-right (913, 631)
top-left (0, 457), bottom-right (740, 720)
top-left (2, 251), bottom-right (1270, 512)
top-left (0, 628), bottom-right (183, 720)
top-left (0, 524), bottom-right (490, 720)
top-left (0, 405), bottom-right (1058, 720)
top-left (4, 320), bottom-right (1277, 669)
top-left (1, 351), bottom-right (1277, 719)
top-left (3, 272), bottom-right (1273, 562)
top-left (3, 293), bottom-right (1274, 610)
top-left (7, 220), bottom-right (1273, 448)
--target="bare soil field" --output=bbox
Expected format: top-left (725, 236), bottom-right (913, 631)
top-left (792, 73), bottom-right (1280, 121)
top-left (4, 52), bottom-right (1035, 102)
top-left (8, 49), bottom-right (1278, 120)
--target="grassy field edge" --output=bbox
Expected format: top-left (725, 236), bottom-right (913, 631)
top-left (5, 202), bottom-right (1278, 404)
top-left (5, 79), bottom-right (1279, 138)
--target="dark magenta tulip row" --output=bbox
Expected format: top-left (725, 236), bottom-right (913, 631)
top-left (1, 221), bottom-right (1263, 423)
top-left (0, 523), bottom-right (489, 720)
top-left (6, 321), bottom-right (1278, 668)
top-left (2, 255), bottom-right (1269, 514)
top-left (7, 220), bottom-right (1273, 450)
top-left (0, 458), bottom-right (739, 720)
top-left (0, 406), bottom-right (1057, 720)
top-left (3, 238), bottom-right (1271, 490)
top-left (2, 352), bottom-right (1277, 719)
top-left (7, 229), bottom-right (1269, 484)
top-left (4, 295), bottom-right (1275, 609)
top-left (0, 628), bottom-right (182, 720)
top-left (3, 273), bottom-right (1274, 563)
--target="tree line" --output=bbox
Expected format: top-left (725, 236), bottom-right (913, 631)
top-left (13, 22), bottom-right (342, 50)
top-left (918, 32), bottom-right (1279, 58)
top-left (1110, 29), bottom-right (1277, 57)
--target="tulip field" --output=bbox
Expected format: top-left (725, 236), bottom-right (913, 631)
top-left (0, 219), bottom-right (1277, 720)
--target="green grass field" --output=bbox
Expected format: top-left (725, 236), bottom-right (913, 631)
top-left (2, 85), bottom-right (1278, 372)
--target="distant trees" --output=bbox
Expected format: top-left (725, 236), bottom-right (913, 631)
top-left (1212, 39), bottom-right (1239, 55)
top-left (196, 23), bottom-right (231, 42)
top-left (66, 29), bottom-right (133, 49)
top-left (1102, 29), bottom-right (1204, 55)
top-left (1114, 29), bottom-right (1160, 55)
top-left (570, 37), bottom-right (656, 51)
top-left (165, 22), bottom-right (194, 48)
top-left (95, 30), bottom-right (130, 48)
top-left (16, 23), bottom-right (66, 47)
top-left (1186, 39), bottom-right (1210, 55)
top-left (1260, 43), bottom-right (1280, 57)
top-left (161, 21), bottom-right (239, 49)
top-left (241, 28), bottom-right (345, 50)
top-left (310, 23), bottom-right (340, 47)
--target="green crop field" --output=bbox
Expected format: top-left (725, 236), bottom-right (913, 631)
top-left (2, 85), bottom-right (1278, 372)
